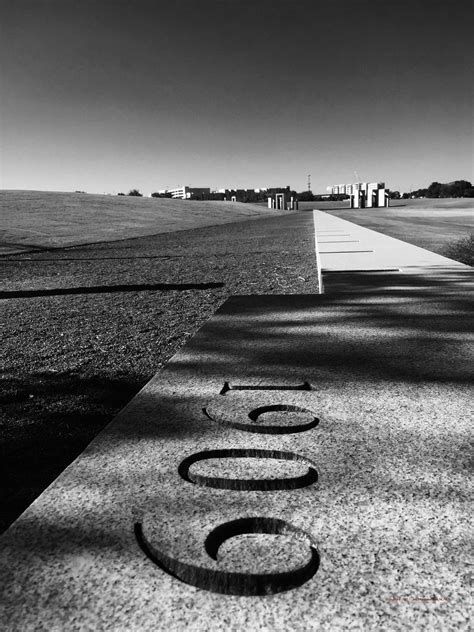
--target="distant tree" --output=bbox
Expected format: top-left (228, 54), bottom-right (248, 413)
top-left (445, 180), bottom-right (473, 197)
top-left (117, 192), bottom-right (125, 196)
top-left (209, 192), bottom-right (225, 201)
top-left (409, 180), bottom-right (473, 199)
top-left (410, 187), bottom-right (428, 198)
top-left (427, 182), bottom-right (443, 198)
top-left (297, 191), bottom-right (315, 201)
top-left (389, 190), bottom-right (400, 199)
top-left (128, 189), bottom-right (143, 197)
top-left (151, 192), bottom-right (172, 198)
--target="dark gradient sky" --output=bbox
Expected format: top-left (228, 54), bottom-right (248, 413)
top-left (1, 0), bottom-right (472, 194)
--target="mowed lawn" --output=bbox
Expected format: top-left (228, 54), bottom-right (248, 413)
top-left (1, 192), bottom-right (472, 532)
top-left (0, 190), bottom-right (289, 254)
top-left (319, 198), bottom-right (473, 256)
top-left (1, 202), bottom-right (318, 533)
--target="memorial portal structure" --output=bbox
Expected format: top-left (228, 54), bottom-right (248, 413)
top-left (331, 182), bottom-right (389, 208)
top-left (267, 190), bottom-right (298, 211)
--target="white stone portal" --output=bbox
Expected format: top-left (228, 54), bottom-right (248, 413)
top-left (330, 182), bottom-right (389, 208)
top-left (267, 192), bottom-right (298, 211)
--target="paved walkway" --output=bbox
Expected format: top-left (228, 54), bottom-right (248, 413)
top-left (313, 209), bottom-right (465, 273)
top-left (313, 209), bottom-right (469, 294)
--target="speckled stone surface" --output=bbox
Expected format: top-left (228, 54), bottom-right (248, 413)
top-left (1, 280), bottom-right (472, 629)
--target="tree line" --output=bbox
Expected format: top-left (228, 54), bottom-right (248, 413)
top-left (116, 180), bottom-right (473, 201)
top-left (402, 180), bottom-right (473, 199)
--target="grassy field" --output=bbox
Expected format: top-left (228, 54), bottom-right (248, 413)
top-left (1, 201), bottom-right (317, 533)
top-left (1, 192), bottom-right (472, 532)
top-left (311, 198), bottom-right (474, 257)
top-left (0, 190), bottom-right (290, 254)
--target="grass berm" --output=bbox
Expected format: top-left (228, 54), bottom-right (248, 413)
top-left (1, 208), bottom-right (318, 533)
top-left (1, 193), bottom-right (472, 533)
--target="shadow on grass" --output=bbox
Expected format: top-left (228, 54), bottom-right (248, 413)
top-left (0, 372), bottom-right (145, 533)
top-left (0, 255), bottom-right (183, 262)
top-left (0, 240), bottom-right (51, 252)
top-left (0, 282), bottom-right (225, 299)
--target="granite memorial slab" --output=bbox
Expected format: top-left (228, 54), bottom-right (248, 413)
top-left (1, 286), bottom-right (472, 629)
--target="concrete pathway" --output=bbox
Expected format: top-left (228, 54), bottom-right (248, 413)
top-left (313, 209), bottom-right (465, 274)
top-left (312, 210), bottom-right (469, 296)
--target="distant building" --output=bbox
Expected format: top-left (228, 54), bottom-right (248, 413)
top-left (160, 186), bottom-right (211, 200)
top-left (223, 186), bottom-right (292, 203)
top-left (267, 189), bottom-right (298, 211)
top-left (156, 185), bottom-right (293, 204)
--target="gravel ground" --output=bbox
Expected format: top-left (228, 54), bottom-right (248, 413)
top-left (1, 211), bottom-right (318, 532)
